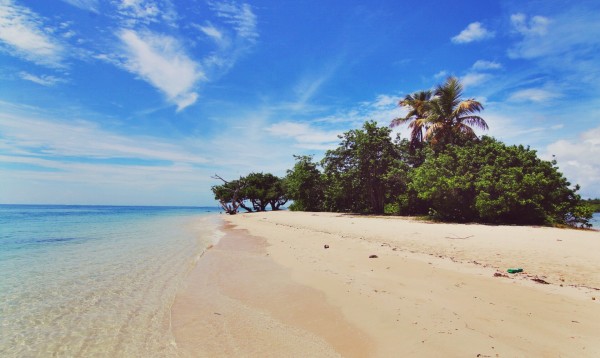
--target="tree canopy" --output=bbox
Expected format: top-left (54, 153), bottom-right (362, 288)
top-left (211, 173), bottom-right (287, 214)
top-left (392, 77), bottom-right (488, 151)
top-left (411, 137), bottom-right (592, 226)
top-left (285, 155), bottom-right (324, 211)
top-left (210, 76), bottom-right (592, 228)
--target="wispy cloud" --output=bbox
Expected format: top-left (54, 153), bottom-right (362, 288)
top-left (461, 72), bottom-right (491, 88)
top-left (434, 70), bottom-right (448, 79)
top-left (208, 1), bottom-right (258, 42)
top-left (0, 0), bottom-right (64, 67)
top-left (19, 71), bottom-right (65, 86)
top-left (117, 29), bottom-right (204, 111)
top-left (511, 13), bottom-right (550, 36)
top-left (305, 92), bottom-right (408, 141)
top-left (115, 0), bottom-right (177, 26)
top-left (61, 0), bottom-right (99, 13)
top-left (194, 23), bottom-right (225, 43)
top-left (472, 60), bottom-right (502, 70)
top-left (543, 126), bottom-right (600, 198)
top-left (0, 112), bottom-right (209, 164)
top-left (507, 10), bottom-right (600, 62)
top-left (451, 22), bottom-right (494, 44)
top-left (196, 1), bottom-right (258, 78)
top-left (508, 88), bottom-right (561, 103)
top-left (266, 121), bottom-right (341, 150)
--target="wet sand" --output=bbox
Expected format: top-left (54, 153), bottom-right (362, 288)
top-left (171, 222), bottom-right (373, 357)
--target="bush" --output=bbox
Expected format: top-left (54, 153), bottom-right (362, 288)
top-left (410, 137), bottom-right (592, 226)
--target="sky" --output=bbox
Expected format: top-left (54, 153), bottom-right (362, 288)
top-left (0, 0), bottom-right (599, 206)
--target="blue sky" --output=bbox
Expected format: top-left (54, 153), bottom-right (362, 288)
top-left (1, 0), bottom-right (599, 205)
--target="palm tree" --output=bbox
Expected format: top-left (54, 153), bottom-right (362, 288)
top-left (390, 90), bottom-right (432, 148)
top-left (390, 77), bottom-right (488, 150)
top-left (425, 77), bottom-right (488, 147)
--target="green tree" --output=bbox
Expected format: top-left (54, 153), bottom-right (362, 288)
top-left (411, 137), bottom-right (592, 227)
top-left (285, 155), bottom-right (324, 211)
top-left (321, 121), bottom-right (399, 214)
top-left (391, 77), bottom-right (488, 151)
top-left (425, 77), bottom-right (488, 148)
top-left (390, 90), bottom-right (432, 150)
top-left (211, 175), bottom-right (250, 214)
top-left (243, 172), bottom-right (288, 211)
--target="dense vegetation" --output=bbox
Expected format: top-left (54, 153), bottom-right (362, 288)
top-left (211, 173), bottom-right (287, 214)
top-left (583, 199), bottom-right (600, 212)
top-left (212, 77), bottom-right (593, 228)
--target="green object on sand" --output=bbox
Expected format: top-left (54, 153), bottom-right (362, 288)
top-left (507, 268), bottom-right (523, 274)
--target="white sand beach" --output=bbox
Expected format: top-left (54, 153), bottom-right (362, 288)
top-left (172, 211), bottom-right (600, 357)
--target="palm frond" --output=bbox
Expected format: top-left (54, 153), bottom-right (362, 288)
top-left (460, 115), bottom-right (489, 130)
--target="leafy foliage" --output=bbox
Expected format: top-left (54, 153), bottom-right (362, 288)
top-left (211, 173), bottom-right (287, 214)
top-left (211, 176), bottom-right (248, 214)
top-left (244, 172), bottom-right (288, 211)
top-left (321, 121), bottom-right (400, 214)
top-left (391, 77), bottom-right (488, 151)
top-left (285, 155), bottom-right (325, 211)
top-left (582, 198), bottom-right (600, 212)
top-left (410, 137), bottom-right (592, 226)
top-left (211, 75), bottom-right (593, 229)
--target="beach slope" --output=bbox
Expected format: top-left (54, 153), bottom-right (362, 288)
top-left (174, 211), bottom-right (600, 357)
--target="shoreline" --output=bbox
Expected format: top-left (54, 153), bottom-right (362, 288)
top-left (171, 220), bottom-right (373, 357)
top-left (173, 211), bottom-right (600, 356)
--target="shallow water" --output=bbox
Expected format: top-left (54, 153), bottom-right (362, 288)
top-left (0, 205), bottom-right (222, 357)
top-left (590, 212), bottom-right (599, 228)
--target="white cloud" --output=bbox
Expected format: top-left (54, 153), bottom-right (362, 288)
top-left (507, 10), bottom-right (600, 61)
top-left (0, 112), bottom-right (209, 164)
top-left (266, 121), bottom-right (341, 150)
top-left (511, 13), bottom-right (550, 36)
top-left (472, 60), bottom-right (502, 70)
top-left (61, 0), bottom-right (99, 13)
top-left (544, 126), bottom-right (600, 198)
top-left (372, 94), bottom-right (397, 108)
top-left (434, 70), bottom-right (448, 79)
top-left (0, 0), bottom-right (64, 67)
top-left (208, 1), bottom-right (258, 42)
top-left (119, 0), bottom-right (158, 18)
top-left (196, 23), bottom-right (224, 43)
top-left (118, 29), bottom-right (204, 111)
top-left (508, 88), bottom-right (561, 103)
top-left (189, 2), bottom-right (258, 80)
top-left (19, 71), bottom-right (64, 86)
top-left (451, 22), bottom-right (494, 44)
top-left (115, 0), bottom-right (177, 25)
top-left (461, 72), bottom-right (491, 88)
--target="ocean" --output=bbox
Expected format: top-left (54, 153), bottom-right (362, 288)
top-left (0, 205), bottom-right (222, 357)
top-left (591, 212), bottom-right (600, 229)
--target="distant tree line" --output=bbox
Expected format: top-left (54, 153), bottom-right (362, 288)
top-left (211, 77), bottom-right (593, 228)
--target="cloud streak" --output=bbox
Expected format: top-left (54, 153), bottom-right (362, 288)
top-left (208, 0), bottom-right (258, 42)
top-left (508, 88), bottom-right (561, 103)
top-left (0, 0), bottom-right (64, 67)
top-left (0, 112), bottom-right (208, 164)
top-left (266, 121), bottom-right (341, 150)
top-left (118, 29), bottom-right (205, 111)
top-left (19, 71), bottom-right (64, 86)
top-left (61, 0), bottom-right (99, 13)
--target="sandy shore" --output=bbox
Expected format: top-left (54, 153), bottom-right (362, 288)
top-left (173, 211), bottom-right (600, 357)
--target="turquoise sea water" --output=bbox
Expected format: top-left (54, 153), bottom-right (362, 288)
top-left (0, 205), bottom-right (222, 357)
top-left (591, 212), bottom-right (600, 228)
